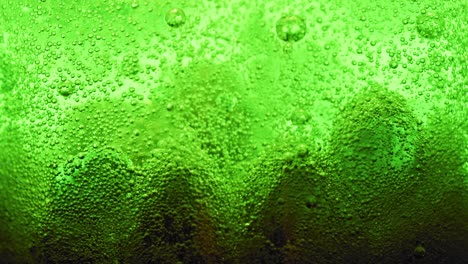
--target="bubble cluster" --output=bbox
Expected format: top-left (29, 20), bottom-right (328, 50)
top-left (165, 8), bottom-right (187, 28)
top-left (57, 80), bottom-right (75, 97)
top-left (0, 52), bottom-right (17, 93)
top-left (275, 15), bottom-right (307, 42)
top-left (41, 149), bottom-right (137, 262)
top-left (416, 12), bottom-right (445, 38)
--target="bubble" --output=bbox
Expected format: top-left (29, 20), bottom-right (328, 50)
top-left (215, 92), bottom-right (238, 112)
top-left (58, 80), bottom-right (75, 97)
top-left (282, 42), bottom-right (293, 53)
top-left (305, 195), bottom-right (317, 209)
top-left (389, 60), bottom-right (399, 69)
top-left (276, 15), bottom-right (307, 42)
top-left (165, 8), bottom-right (186, 28)
top-left (416, 12), bottom-right (444, 39)
top-left (290, 108), bottom-right (311, 125)
top-left (413, 244), bottom-right (426, 259)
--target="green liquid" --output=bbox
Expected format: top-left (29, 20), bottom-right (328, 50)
top-left (0, 0), bottom-right (466, 263)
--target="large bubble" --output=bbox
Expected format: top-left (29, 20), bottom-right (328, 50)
top-left (416, 12), bottom-right (445, 39)
top-left (276, 15), bottom-right (307, 42)
top-left (165, 8), bottom-right (187, 28)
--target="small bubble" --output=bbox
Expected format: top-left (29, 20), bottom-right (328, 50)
top-left (276, 15), bottom-right (307, 42)
top-left (165, 8), bottom-right (186, 28)
top-left (283, 42), bottom-right (293, 53)
top-left (166, 103), bottom-right (174, 111)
